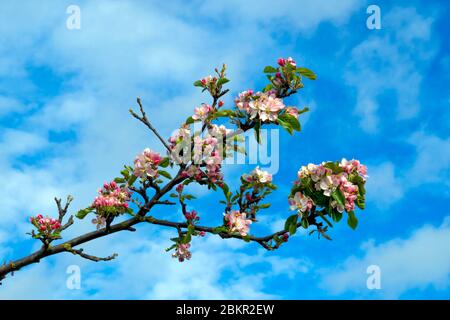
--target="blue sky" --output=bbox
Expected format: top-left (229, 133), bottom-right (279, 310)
top-left (0, 0), bottom-right (449, 299)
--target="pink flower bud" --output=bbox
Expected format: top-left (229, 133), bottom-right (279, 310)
top-left (277, 58), bottom-right (285, 66)
top-left (176, 184), bottom-right (184, 193)
top-left (218, 100), bottom-right (224, 107)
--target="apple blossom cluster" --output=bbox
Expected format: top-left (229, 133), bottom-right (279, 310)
top-left (224, 210), bottom-right (252, 237)
top-left (133, 148), bottom-right (162, 179)
top-left (30, 214), bottom-right (61, 237)
top-left (184, 210), bottom-right (200, 224)
top-left (288, 158), bottom-right (367, 229)
top-left (234, 90), bottom-right (286, 122)
top-left (170, 126), bottom-right (226, 184)
top-left (242, 166), bottom-right (273, 184)
top-left (192, 104), bottom-right (213, 121)
top-left (91, 181), bottom-right (131, 215)
top-left (277, 57), bottom-right (297, 68)
top-left (172, 243), bottom-right (192, 262)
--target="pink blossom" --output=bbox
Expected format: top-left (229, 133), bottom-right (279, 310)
top-left (172, 243), bottom-right (192, 262)
top-left (288, 192), bottom-right (314, 214)
top-left (30, 214), bottom-right (61, 235)
top-left (200, 75), bottom-right (215, 86)
top-left (286, 107), bottom-right (299, 118)
top-left (92, 181), bottom-right (130, 212)
top-left (92, 215), bottom-right (106, 230)
top-left (234, 90), bottom-right (254, 112)
top-left (248, 92), bottom-right (285, 122)
top-left (134, 148), bottom-right (162, 179)
top-left (242, 166), bottom-right (272, 184)
top-left (192, 104), bottom-right (213, 121)
top-left (184, 210), bottom-right (200, 223)
top-left (278, 57), bottom-right (296, 68)
top-left (224, 210), bottom-right (252, 236)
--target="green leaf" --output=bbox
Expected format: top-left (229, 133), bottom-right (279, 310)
top-left (259, 203), bottom-right (271, 209)
top-left (301, 218), bottom-right (310, 229)
top-left (298, 107), bottom-right (310, 115)
top-left (284, 214), bottom-right (298, 231)
top-left (279, 114), bottom-right (301, 131)
top-left (120, 169), bottom-right (130, 179)
top-left (331, 189), bottom-right (346, 206)
top-left (263, 66), bottom-right (278, 73)
top-left (331, 210), bottom-right (343, 223)
top-left (193, 80), bottom-right (204, 87)
top-left (217, 77), bottom-right (229, 86)
top-left (114, 177), bottom-right (126, 184)
top-left (76, 207), bottom-right (93, 220)
top-left (221, 183), bottom-right (230, 200)
top-left (214, 109), bottom-right (235, 118)
top-left (158, 170), bottom-right (172, 179)
top-left (289, 222), bottom-right (297, 235)
top-left (185, 116), bottom-right (196, 125)
top-left (159, 157), bottom-right (170, 168)
top-left (277, 118), bottom-right (293, 135)
top-left (128, 174), bottom-right (138, 186)
top-left (181, 233), bottom-right (191, 244)
top-left (296, 67), bottom-right (317, 80)
top-left (263, 83), bottom-right (273, 93)
top-left (324, 161), bottom-right (344, 174)
top-left (347, 211), bottom-right (358, 230)
top-left (184, 194), bottom-right (197, 200)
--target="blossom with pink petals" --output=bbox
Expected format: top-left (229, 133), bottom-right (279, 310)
top-left (248, 92), bottom-right (285, 122)
top-left (224, 210), bottom-right (252, 236)
top-left (92, 181), bottom-right (130, 213)
top-left (192, 104), bottom-right (213, 121)
top-left (286, 107), bottom-right (299, 118)
top-left (172, 243), bottom-right (192, 262)
top-left (30, 214), bottom-right (61, 236)
top-left (242, 166), bottom-right (272, 184)
top-left (133, 148), bottom-right (162, 179)
top-left (289, 192), bottom-right (314, 215)
top-left (278, 57), bottom-right (296, 67)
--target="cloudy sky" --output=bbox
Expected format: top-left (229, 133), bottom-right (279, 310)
top-left (0, 0), bottom-right (449, 299)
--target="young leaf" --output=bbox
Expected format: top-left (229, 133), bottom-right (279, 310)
top-left (296, 67), bottom-right (317, 80)
top-left (185, 116), bottom-right (197, 125)
top-left (263, 66), bottom-right (278, 73)
top-left (158, 170), bottom-right (172, 179)
top-left (76, 207), bottom-right (92, 220)
top-left (347, 211), bottom-right (358, 230)
top-left (279, 114), bottom-right (301, 131)
top-left (159, 157), bottom-right (170, 168)
top-left (284, 214), bottom-right (298, 233)
top-left (217, 77), bottom-right (229, 86)
top-left (331, 189), bottom-right (346, 206)
top-left (277, 118), bottom-right (293, 135)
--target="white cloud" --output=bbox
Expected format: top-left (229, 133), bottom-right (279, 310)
top-left (320, 216), bottom-right (450, 298)
top-left (345, 7), bottom-right (436, 133)
top-left (366, 162), bottom-right (404, 208)
top-left (407, 131), bottom-right (450, 186)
